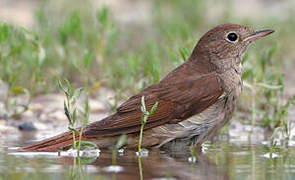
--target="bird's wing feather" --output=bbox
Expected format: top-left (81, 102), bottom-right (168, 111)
top-left (84, 72), bottom-right (224, 137)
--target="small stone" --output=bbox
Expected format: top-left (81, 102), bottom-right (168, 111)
top-left (89, 99), bottom-right (106, 112)
top-left (18, 122), bottom-right (37, 131)
top-left (39, 114), bottom-right (47, 121)
top-left (0, 121), bottom-right (17, 132)
top-left (29, 103), bottom-right (43, 113)
top-left (48, 111), bottom-right (66, 121)
top-left (22, 110), bottom-right (34, 118)
top-left (33, 122), bottom-right (48, 130)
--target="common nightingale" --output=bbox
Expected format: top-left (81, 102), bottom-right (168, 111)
top-left (23, 24), bottom-right (274, 151)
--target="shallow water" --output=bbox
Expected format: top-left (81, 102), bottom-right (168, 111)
top-left (1, 139), bottom-right (295, 180)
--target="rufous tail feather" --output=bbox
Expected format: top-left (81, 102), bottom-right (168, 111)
top-left (22, 130), bottom-right (85, 152)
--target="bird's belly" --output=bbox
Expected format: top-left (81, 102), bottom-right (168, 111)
top-left (150, 90), bottom-right (240, 149)
top-left (150, 99), bottom-right (224, 144)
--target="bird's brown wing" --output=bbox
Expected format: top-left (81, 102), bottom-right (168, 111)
top-left (84, 72), bottom-right (224, 137)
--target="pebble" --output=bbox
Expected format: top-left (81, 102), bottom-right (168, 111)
top-left (18, 122), bottom-right (37, 131)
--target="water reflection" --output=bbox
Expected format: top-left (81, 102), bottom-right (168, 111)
top-left (55, 148), bottom-right (228, 180)
top-left (3, 142), bottom-right (295, 180)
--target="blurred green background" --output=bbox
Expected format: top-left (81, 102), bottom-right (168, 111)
top-left (0, 0), bottom-right (294, 131)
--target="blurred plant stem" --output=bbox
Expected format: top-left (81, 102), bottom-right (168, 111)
top-left (111, 134), bottom-right (126, 165)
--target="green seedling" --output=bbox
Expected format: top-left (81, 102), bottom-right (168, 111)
top-left (138, 96), bottom-right (158, 154)
top-left (58, 79), bottom-right (96, 154)
top-left (58, 79), bottom-right (83, 150)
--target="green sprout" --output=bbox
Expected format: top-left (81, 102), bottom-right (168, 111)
top-left (138, 96), bottom-right (158, 154)
top-left (58, 79), bottom-right (96, 154)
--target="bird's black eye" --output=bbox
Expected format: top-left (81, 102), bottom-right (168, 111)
top-left (226, 32), bottom-right (238, 42)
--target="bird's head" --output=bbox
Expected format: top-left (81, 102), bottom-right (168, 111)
top-left (192, 24), bottom-right (274, 72)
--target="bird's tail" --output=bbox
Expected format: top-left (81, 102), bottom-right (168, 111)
top-left (22, 130), bottom-right (85, 152)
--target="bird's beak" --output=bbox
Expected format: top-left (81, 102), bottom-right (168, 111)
top-left (243, 29), bottom-right (275, 42)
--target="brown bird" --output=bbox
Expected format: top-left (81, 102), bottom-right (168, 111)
top-left (23, 24), bottom-right (274, 152)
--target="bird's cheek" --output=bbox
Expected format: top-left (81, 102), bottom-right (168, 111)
top-left (238, 46), bottom-right (249, 59)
